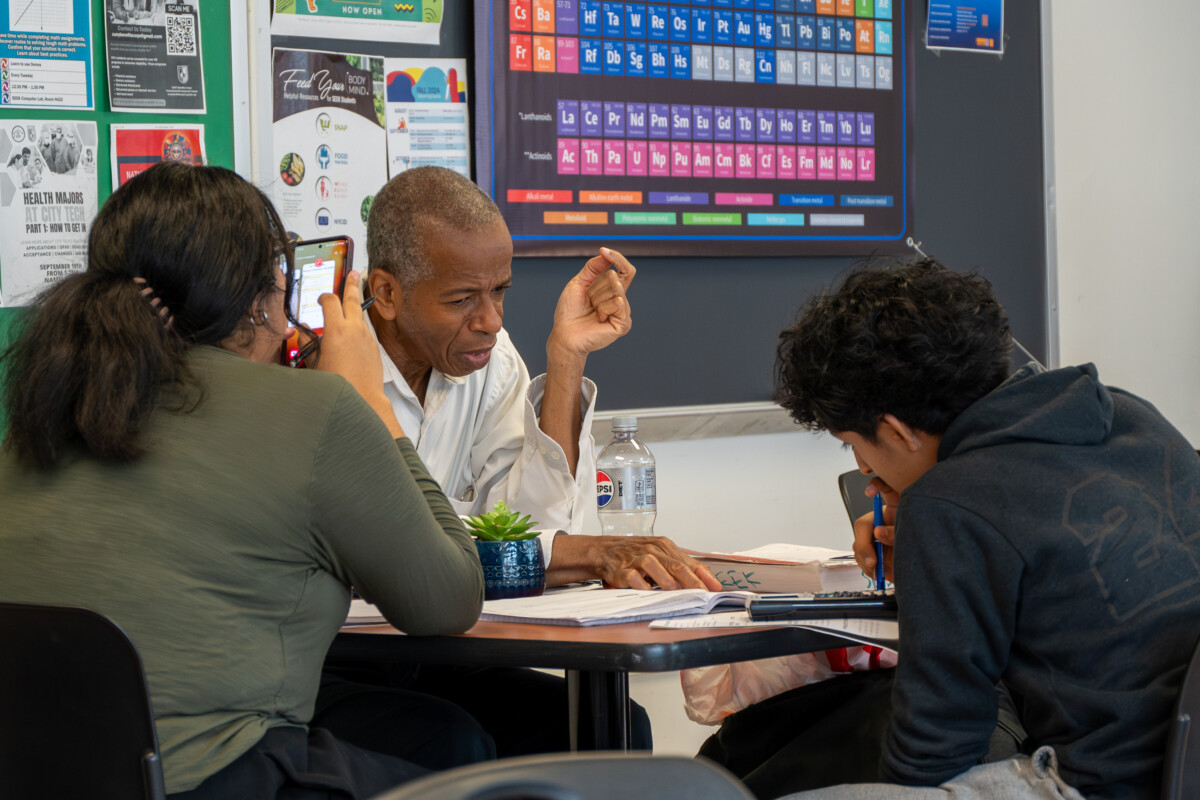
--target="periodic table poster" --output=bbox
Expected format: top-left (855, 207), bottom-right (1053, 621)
top-left (476, 0), bottom-right (913, 256)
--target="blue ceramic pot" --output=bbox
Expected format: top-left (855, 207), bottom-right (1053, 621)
top-left (476, 539), bottom-right (546, 600)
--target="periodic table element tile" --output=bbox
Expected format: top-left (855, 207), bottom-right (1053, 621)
top-left (816, 0), bottom-right (835, 14)
top-left (511, 34), bottom-right (533, 70)
top-left (512, 0), bottom-right (533, 31)
top-left (796, 0), bottom-right (815, 11)
top-left (875, 54), bottom-right (893, 89)
top-left (557, 100), bottom-right (580, 135)
top-left (777, 144), bottom-right (796, 179)
top-left (855, 18), bottom-right (874, 52)
top-left (581, 100), bottom-right (603, 136)
top-left (558, 138), bottom-right (580, 174)
top-left (628, 140), bottom-right (648, 175)
top-left (837, 146), bottom-right (856, 180)
top-left (836, 110), bottom-right (855, 144)
top-left (854, 0), bottom-right (873, 17)
top-left (857, 146), bottom-right (875, 180)
top-left (603, 1), bottom-right (624, 36)
top-left (817, 16), bottom-right (835, 50)
top-left (798, 109), bottom-right (816, 143)
top-left (816, 110), bottom-right (836, 144)
top-left (670, 44), bottom-right (692, 78)
top-left (602, 40), bottom-right (624, 74)
top-left (649, 103), bottom-right (671, 137)
top-left (581, 138), bottom-right (603, 174)
top-left (777, 14), bottom-right (795, 47)
top-left (734, 11), bottom-right (754, 46)
top-left (756, 12), bottom-right (775, 46)
top-left (756, 49), bottom-right (776, 82)
top-left (605, 140), bottom-right (626, 174)
top-left (580, 0), bottom-right (601, 34)
top-left (671, 141), bottom-right (692, 177)
top-left (693, 9), bottom-right (713, 42)
top-left (797, 145), bottom-right (816, 179)
top-left (856, 111), bottom-right (875, 144)
top-left (777, 108), bottom-right (797, 142)
top-left (670, 6), bottom-right (691, 41)
top-left (757, 107), bottom-right (777, 141)
top-left (798, 51), bottom-right (816, 85)
top-left (672, 104), bottom-right (693, 138)
top-left (604, 101), bottom-right (626, 137)
top-left (856, 54), bottom-right (875, 88)
top-left (648, 42), bottom-right (670, 77)
top-left (874, 21), bottom-right (892, 55)
top-left (692, 45), bottom-right (714, 79)
top-left (797, 14), bottom-right (816, 48)
top-left (777, 49), bottom-right (797, 84)
top-left (558, 37), bottom-right (580, 72)
top-left (694, 105), bottom-right (714, 139)
top-left (776, 0), bottom-right (795, 13)
top-left (714, 9), bottom-right (734, 44)
top-left (815, 51), bottom-right (835, 85)
top-left (714, 45), bottom-right (735, 80)
top-left (715, 105), bottom-right (735, 140)
top-left (736, 143), bottom-right (755, 178)
top-left (693, 142), bottom-right (714, 177)
top-left (650, 141), bottom-right (670, 176)
top-left (736, 107), bottom-right (756, 141)
top-left (534, 35), bottom-right (557, 71)
top-left (535, 0), bottom-right (556, 32)
top-left (627, 103), bottom-right (648, 137)
top-left (580, 38), bottom-right (602, 73)
top-left (648, 4), bottom-right (669, 39)
top-left (557, 0), bottom-right (579, 33)
top-left (626, 2), bottom-right (647, 37)
top-left (836, 18), bottom-right (855, 52)
top-left (874, 0), bottom-right (892, 19)
top-left (626, 41), bottom-right (647, 76)
top-left (837, 52), bottom-right (856, 86)
top-left (735, 47), bottom-right (757, 81)
top-left (835, 0), bottom-right (854, 15)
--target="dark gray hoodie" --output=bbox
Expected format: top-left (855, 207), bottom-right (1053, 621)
top-left (881, 364), bottom-right (1200, 799)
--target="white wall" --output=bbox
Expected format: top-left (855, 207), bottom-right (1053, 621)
top-left (637, 0), bottom-right (1200, 754)
top-left (1051, 0), bottom-right (1200, 443)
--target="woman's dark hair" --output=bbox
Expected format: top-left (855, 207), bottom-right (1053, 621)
top-left (775, 257), bottom-right (1012, 439)
top-left (1, 162), bottom-right (295, 469)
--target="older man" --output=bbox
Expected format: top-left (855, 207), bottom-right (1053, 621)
top-left (363, 166), bottom-right (718, 592)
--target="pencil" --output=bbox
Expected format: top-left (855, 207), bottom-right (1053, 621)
top-left (290, 296), bottom-right (377, 367)
top-left (873, 492), bottom-right (886, 590)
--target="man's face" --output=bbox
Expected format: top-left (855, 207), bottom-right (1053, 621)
top-left (393, 217), bottom-right (513, 377)
top-left (833, 422), bottom-right (937, 493)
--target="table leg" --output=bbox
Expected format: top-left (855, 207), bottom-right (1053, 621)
top-left (570, 669), bottom-right (631, 750)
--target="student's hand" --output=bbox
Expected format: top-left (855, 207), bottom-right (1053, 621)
top-left (546, 247), bottom-right (635, 362)
top-left (546, 534), bottom-right (722, 591)
top-left (315, 272), bottom-right (405, 438)
top-left (853, 478), bottom-right (899, 583)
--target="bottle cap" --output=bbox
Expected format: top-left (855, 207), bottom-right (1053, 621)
top-left (611, 416), bottom-right (638, 431)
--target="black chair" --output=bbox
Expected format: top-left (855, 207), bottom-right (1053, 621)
top-left (371, 752), bottom-right (755, 800)
top-left (837, 469), bottom-right (874, 526)
top-left (0, 602), bottom-right (167, 800)
top-left (1161, 632), bottom-right (1200, 799)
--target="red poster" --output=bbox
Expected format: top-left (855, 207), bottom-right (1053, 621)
top-left (109, 124), bottom-right (206, 191)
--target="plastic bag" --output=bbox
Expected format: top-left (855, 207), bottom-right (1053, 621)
top-left (681, 646), bottom-right (898, 725)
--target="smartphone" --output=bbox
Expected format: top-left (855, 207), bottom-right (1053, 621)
top-left (284, 235), bottom-right (353, 366)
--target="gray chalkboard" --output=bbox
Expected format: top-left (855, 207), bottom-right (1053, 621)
top-left (502, 0), bottom-right (1047, 410)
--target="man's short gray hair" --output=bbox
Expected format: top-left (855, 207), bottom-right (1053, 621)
top-left (367, 167), bottom-right (503, 290)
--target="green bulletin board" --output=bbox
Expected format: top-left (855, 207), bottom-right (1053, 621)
top-left (0, 0), bottom-right (237, 428)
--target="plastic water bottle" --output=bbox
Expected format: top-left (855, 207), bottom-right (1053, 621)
top-left (596, 416), bottom-right (656, 536)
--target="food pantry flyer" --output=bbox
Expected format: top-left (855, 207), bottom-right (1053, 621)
top-left (0, 120), bottom-right (98, 307)
top-left (110, 123), bottom-right (206, 190)
top-left (272, 48), bottom-right (385, 269)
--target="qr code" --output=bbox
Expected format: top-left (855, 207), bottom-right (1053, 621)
top-left (166, 14), bottom-right (197, 57)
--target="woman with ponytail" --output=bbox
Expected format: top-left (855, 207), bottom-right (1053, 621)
top-left (0, 162), bottom-right (485, 798)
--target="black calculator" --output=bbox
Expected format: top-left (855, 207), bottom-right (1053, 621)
top-left (746, 589), bottom-right (898, 621)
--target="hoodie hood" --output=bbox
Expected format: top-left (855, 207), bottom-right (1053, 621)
top-left (938, 363), bottom-right (1114, 461)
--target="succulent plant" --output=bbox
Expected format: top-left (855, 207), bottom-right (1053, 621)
top-left (464, 500), bottom-right (540, 541)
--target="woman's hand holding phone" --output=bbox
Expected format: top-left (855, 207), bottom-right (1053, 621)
top-left (313, 272), bottom-right (406, 439)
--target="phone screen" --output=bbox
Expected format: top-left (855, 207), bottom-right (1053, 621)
top-left (285, 236), bottom-right (353, 366)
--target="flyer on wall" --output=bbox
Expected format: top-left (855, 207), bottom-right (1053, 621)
top-left (110, 123), bottom-right (206, 190)
top-left (271, 0), bottom-right (443, 46)
top-left (383, 58), bottom-right (469, 178)
top-left (0, 120), bottom-right (99, 307)
top-left (104, 0), bottom-right (206, 113)
top-left (0, 0), bottom-right (94, 110)
top-left (272, 48), bottom-right (385, 269)
top-left (926, 0), bottom-right (1004, 54)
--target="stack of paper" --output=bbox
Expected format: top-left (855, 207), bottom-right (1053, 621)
top-left (480, 587), bottom-right (755, 626)
top-left (649, 612), bottom-right (900, 650)
top-left (689, 544), bottom-right (870, 594)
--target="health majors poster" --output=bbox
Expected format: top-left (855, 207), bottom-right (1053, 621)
top-left (0, 119), bottom-right (98, 307)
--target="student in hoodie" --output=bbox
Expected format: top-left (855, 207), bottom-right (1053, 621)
top-left (771, 259), bottom-right (1200, 800)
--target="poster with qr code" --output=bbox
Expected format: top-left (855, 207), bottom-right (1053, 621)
top-left (103, 0), bottom-right (205, 113)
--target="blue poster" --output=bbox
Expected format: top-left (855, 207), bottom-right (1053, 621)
top-left (926, 0), bottom-right (1003, 55)
top-left (0, 0), bottom-right (94, 110)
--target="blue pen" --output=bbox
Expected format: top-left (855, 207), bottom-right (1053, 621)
top-left (873, 493), bottom-right (886, 590)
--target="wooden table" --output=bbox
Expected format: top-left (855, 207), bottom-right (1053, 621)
top-left (333, 619), bottom-right (849, 750)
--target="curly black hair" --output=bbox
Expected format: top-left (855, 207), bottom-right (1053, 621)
top-left (775, 257), bottom-right (1012, 439)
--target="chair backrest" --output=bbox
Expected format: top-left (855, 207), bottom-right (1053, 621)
top-left (838, 469), bottom-right (874, 526)
top-left (370, 752), bottom-right (755, 800)
top-left (1162, 632), bottom-right (1200, 800)
top-left (0, 602), bottom-right (167, 800)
